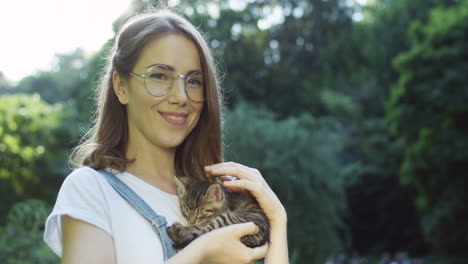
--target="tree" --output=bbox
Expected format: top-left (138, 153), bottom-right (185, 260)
top-left (0, 199), bottom-right (59, 263)
top-left (223, 102), bottom-right (347, 263)
top-left (14, 49), bottom-right (89, 105)
top-left (338, 0), bottom-right (462, 256)
top-left (0, 72), bottom-right (12, 92)
top-left (0, 94), bottom-right (79, 223)
top-left (343, 119), bottom-right (427, 255)
top-left (338, 0), bottom-right (459, 116)
top-left (388, 0), bottom-right (468, 255)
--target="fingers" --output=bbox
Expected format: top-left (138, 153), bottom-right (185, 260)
top-left (227, 222), bottom-right (259, 237)
top-left (248, 243), bottom-right (268, 260)
top-left (223, 179), bottom-right (285, 225)
top-left (223, 185), bottom-right (250, 195)
top-left (218, 175), bottom-right (238, 182)
top-left (226, 223), bottom-right (268, 261)
top-left (205, 162), bottom-right (262, 182)
top-left (208, 162), bottom-right (275, 207)
top-left (223, 179), bottom-right (263, 196)
top-left (206, 162), bottom-right (287, 227)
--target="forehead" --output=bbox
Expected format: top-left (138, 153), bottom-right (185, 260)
top-left (134, 33), bottom-right (202, 73)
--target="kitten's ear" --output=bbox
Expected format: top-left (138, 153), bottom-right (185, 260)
top-left (174, 177), bottom-right (187, 195)
top-left (205, 184), bottom-right (224, 201)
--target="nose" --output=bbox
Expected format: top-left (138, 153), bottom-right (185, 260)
top-left (167, 75), bottom-right (188, 104)
top-left (188, 215), bottom-right (197, 224)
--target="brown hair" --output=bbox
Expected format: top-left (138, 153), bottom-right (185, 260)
top-left (70, 9), bottom-right (223, 180)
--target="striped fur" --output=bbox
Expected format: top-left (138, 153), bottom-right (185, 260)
top-left (167, 177), bottom-right (270, 249)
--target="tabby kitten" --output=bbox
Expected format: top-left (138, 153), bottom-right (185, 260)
top-left (167, 177), bottom-right (270, 249)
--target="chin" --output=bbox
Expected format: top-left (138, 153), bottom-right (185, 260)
top-left (159, 136), bottom-right (187, 149)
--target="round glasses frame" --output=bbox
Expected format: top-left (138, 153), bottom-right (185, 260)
top-left (128, 64), bottom-right (207, 103)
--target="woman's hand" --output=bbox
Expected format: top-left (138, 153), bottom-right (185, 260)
top-left (168, 162), bottom-right (287, 264)
top-left (167, 222), bottom-right (268, 264)
top-left (205, 162), bottom-right (287, 226)
top-left (205, 162), bottom-right (289, 264)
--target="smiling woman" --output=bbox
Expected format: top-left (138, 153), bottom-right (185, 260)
top-left (0, 0), bottom-right (131, 82)
top-left (42, 8), bottom-right (288, 264)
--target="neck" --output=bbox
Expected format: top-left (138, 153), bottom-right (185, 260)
top-left (125, 136), bottom-right (178, 194)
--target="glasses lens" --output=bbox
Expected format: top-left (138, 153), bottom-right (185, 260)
top-left (145, 66), bottom-right (171, 96)
top-left (186, 72), bottom-right (206, 102)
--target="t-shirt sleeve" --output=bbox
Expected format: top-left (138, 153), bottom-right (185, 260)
top-left (43, 167), bottom-right (112, 257)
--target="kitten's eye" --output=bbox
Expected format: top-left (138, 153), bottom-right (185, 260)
top-left (205, 209), bottom-right (215, 213)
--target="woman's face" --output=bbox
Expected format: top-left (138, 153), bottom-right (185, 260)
top-left (117, 33), bottom-right (204, 151)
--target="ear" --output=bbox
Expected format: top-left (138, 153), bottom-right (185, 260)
top-left (113, 71), bottom-right (128, 104)
top-left (205, 184), bottom-right (223, 202)
top-left (174, 177), bottom-right (187, 195)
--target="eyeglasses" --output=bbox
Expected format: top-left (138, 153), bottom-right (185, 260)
top-left (129, 64), bottom-right (206, 102)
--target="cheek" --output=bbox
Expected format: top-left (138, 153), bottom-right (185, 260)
top-left (188, 103), bottom-right (204, 128)
top-left (127, 90), bottom-right (163, 121)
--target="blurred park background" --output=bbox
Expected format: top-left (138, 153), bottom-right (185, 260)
top-left (1, 0), bottom-right (467, 263)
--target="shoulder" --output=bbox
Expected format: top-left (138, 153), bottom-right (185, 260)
top-left (59, 167), bottom-right (112, 197)
top-left (63, 166), bottom-right (109, 185)
top-left (53, 167), bottom-right (117, 225)
top-left (44, 167), bottom-right (116, 256)
top-left (66, 166), bottom-right (100, 180)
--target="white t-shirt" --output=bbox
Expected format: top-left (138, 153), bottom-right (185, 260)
top-left (44, 166), bottom-right (187, 264)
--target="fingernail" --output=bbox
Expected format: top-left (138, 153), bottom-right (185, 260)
top-left (252, 224), bottom-right (259, 232)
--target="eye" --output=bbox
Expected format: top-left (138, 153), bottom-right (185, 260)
top-left (187, 78), bottom-right (202, 86)
top-left (186, 73), bottom-right (204, 88)
top-left (149, 72), bottom-right (169, 81)
top-left (205, 209), bottom-right (216, 214)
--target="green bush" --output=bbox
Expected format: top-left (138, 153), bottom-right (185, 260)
top-left (223, 102), bottom-right (347, 263)
top-left (0, 199), bottom-right (59, 264)
top-left (0, 94), bottom-right (79, 223)
top-left (388, 1), bottom-right (468, 254)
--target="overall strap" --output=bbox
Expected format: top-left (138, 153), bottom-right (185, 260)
top-left (97, 169), bottom-right (176, 260)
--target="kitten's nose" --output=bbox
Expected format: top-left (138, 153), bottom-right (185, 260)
top-left (188, 215), bottom-right (197, 223)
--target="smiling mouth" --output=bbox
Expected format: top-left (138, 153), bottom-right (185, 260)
top-left (166, 115), bottom-right (185, 120)
top-left (159, 111), bottom-right (188, 126)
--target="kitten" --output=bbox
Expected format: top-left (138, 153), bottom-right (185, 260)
top-left (167, 177), bottom-right (270, 249)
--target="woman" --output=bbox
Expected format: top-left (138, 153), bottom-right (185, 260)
top-left (44, 9), bottom-right (288, 264)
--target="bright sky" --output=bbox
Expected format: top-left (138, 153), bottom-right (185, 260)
top-left (0, 0), bottom-right (132, 83)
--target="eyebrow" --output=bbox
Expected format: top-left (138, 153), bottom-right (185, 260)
top-left (147, 63), bottom-right (202, 75)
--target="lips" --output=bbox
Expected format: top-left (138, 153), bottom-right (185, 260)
top-left (159, 111), bottom-right (188, 126)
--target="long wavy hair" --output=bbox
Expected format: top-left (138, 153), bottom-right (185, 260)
top-left (70, 9), bottom-right (224, 181)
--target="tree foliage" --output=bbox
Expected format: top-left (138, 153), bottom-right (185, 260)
top-left (14, 49), bottom-right (89, 104)
top-left (0, 94), bottom-right (78, 223)
top-left (0, 199), bottom-right (59, 263)
top-left (223, 102), bottom-right (347, 263)
top-left (388, 0), bottom-right (468, 254)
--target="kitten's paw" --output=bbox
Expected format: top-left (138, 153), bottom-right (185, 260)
top-left (167, 223), bottom-right (200, 249)
top-left (167, 222), bottom-right (184, 243)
